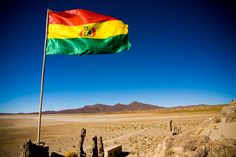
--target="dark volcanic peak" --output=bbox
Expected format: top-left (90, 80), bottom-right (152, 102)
top-left (128, 101), bottom-right (161, 110)
top-left (46, 101), bottom-right (161, 114)
top-left (57, 103), bottom-right (111, 113)
top-left (111, 103), bottom-right (130, 111)
top-left (83, 103), bottom-right (110, 109)
top-left (80, 104), bottom-right (111, 113)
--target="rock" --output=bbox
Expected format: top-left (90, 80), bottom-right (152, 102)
top-left (209, 117), bottom-right (221, 123)
top-left (221, 99), bottom-right (236, 122)
top-left (21, 139), bottom-right (49, 157)
top-left (195, 145), bottom-right (209, 157)
top-left (195, 136), bottom-right (210, 148)
top-left (148, 133), bottom-right (236, 157)
top-left (208, 143), bottom-right (236, 157)
top-left (221, 138), bottom-right (236, 147)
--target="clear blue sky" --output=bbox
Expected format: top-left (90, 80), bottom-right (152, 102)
top-left (1, 0), bottom-right (235, 113)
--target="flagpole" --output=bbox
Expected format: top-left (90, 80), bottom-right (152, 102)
top-left (37, 9), bottom-right (49, 144)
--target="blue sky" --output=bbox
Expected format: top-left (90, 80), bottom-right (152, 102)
top-left (1, 0), bottom-right (235, 113)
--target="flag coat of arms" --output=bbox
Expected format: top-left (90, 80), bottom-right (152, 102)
top-left (46, 9), bottom-right (131, 55)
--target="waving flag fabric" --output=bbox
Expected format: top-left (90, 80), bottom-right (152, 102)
top-left (46, 9), bottom-right (131, 55)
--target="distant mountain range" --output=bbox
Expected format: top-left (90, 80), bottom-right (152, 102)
top-left (43, 101), bottom-right (164, 114)
top-left (0, 101), bottom-right (227, 114)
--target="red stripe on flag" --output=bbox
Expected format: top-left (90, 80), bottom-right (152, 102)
top-left (49, 9), bottom-right (117, 26)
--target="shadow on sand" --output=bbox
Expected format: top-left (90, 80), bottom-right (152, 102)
top-left (118, 152), bottom-right (130, 157)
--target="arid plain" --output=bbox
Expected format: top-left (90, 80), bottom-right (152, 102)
top-left (0, 106), bottom-right (229, 157)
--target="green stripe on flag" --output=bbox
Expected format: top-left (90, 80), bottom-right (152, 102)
top-left (46, 34), bottom-right (131, 55)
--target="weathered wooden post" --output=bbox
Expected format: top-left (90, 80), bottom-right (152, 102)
top-left (169, 120), bottom-right (173, 132)
top-left (78, 128), bottom-right (86, 157)
top-left (92, 136), bottom-right (98, 157)
top-left (172, 126), bottom-right (177, 135)
top-left (98, 136), bottom-right (104, 157)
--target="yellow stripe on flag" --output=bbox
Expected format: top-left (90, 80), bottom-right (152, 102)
top-left (48, 20), bottom-right (128, 39)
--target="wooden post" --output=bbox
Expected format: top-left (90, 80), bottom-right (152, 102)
top-left (92, 136), bottom-right (98, 157)
top-left (37, 9), bottom-right (49, 144)
top-left (98, 136), bottom-right (104, 157)
top-left (169, 120), bottom-right (173, 132)
top-left (78, 128), bottom-right (86, 157)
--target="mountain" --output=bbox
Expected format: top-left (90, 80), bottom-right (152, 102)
top-left (0, 102), bottom-right (227, 114)
top-left (129, 101), bottom-right (160, 110)
top-left (56, 104), bottom-right (111, 113)
top-left (49, 101), bottom-right (162, 114)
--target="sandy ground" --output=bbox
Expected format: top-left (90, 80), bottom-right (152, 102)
top-left (0, 112), bottom-right (220, 157)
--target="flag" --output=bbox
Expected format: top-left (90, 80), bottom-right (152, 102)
top-left (46, 9), bottom-right (131, 55)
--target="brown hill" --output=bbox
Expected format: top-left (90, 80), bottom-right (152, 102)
top-left (24, 102), bottom-right (227, 114)
top-left (48, 101), bottom-right (162, 114)
top-left (56, 104), bottom-right (111, 114)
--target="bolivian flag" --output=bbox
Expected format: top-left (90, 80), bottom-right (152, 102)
top-left (46, 9), bottom-right (131, 55)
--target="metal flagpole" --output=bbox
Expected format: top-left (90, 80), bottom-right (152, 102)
top-left (37, 9), bottom-right (49, 144)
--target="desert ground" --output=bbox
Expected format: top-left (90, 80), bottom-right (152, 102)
top-left (1, 108), bottom-right (232, 157)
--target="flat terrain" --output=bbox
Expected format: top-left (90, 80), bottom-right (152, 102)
top-left (0, 111), bottom-right (220, 157)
